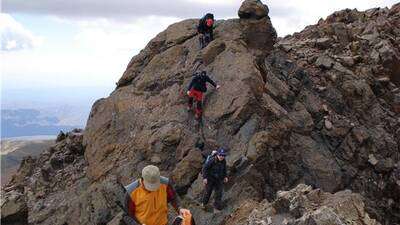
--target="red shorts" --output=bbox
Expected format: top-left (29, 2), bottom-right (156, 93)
top-left (188, 89), bottom-right (203, 102)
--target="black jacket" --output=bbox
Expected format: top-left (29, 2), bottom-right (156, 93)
top-left (188, 73), bottom-right (217, 92)
top-left (197, 20), bottom-right (214, 34)
top-left (202, 156), bottom-right (227, 182)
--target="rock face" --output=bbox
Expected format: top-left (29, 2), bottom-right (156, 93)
top-left (2, 1), bottom-right (400, 225)
top-left (1, 129), bottom-right (88, 225)
top-left (225, 184), bottom-right (381, 225)
top-left (238, 0), bottom-right (269, 19)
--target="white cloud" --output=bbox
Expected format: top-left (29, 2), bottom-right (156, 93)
top-left (0, 13), bottom-right (43, 51)
top-left (1, 15), bottom-right (183, 89)
top-left (2, 0), bottom-right (399, 90)
top-left (70, 16), bottom-right (180, 54)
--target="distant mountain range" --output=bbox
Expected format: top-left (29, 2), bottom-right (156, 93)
top-left (1, 86), bottom-right (113, 138)
top-left (1, 108), bottom-right (77, 138)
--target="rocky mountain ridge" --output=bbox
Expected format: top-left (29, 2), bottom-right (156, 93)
top-left (2, 0), bottom-right (399, 225)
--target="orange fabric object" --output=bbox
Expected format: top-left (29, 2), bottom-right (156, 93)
top-left (181, 209), bottom-right (193, 225)
top-left (130, 181), bottom-right (168, 225)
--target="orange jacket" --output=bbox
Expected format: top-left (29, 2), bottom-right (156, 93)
top-left (125, 177), bottom-right (179, 225)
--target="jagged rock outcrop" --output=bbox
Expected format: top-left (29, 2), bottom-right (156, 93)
top-left (2, 1), bottom-right (399, 225)
top-left (1, 129), bottom-right (87, 224)
top-left (225, 184), bottom-right (381, 225)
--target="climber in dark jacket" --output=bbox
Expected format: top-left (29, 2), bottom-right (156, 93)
top-left (197, 13), bottom-right (215, 48)
top-left (201, 148), bottom-right (228, 211)
top-left (187, 71), bottom-right (220, 119)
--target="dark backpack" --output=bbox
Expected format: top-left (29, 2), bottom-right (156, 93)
top-left (205, 151), bottom-right (217, 164)
top-left (192, 72), bottom-right (204, 83)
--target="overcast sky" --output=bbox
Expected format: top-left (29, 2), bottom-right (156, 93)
top-left (1, 0), bottom-right (398, 90)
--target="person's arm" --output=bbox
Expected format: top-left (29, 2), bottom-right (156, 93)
top-left (187, 78), bottom-right (195, 92)
top-left (202, 158), bottom-right (213, 179)
top-left (197, 20), bottom-right (204, 33)
top-left (205, 75), bottom-right (217, 88)
top-left (222, 160), bottom-right (227, 179)
top-left (124, 193), bottom-right (142, 224)
top-left (166, 182), bottom-right (180, 213)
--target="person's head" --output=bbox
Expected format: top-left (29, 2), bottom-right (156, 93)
top-left (216, 148), bottom-right (227, 161)
top-left (141, 165), bottom-right (161, 191)
top-left (206, 18), bottom-right (214, 27)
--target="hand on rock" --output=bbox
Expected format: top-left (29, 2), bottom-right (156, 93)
top-left (179, 208), bottom-right (190, 215)
top-left (187, 91), bottom-right (190, 96)
top-left (216, 85), bottom-right (221, 90)
top-left (203, 179), bottom-right (208, 185)
top-left (224, 177), bottom-right (228, 183)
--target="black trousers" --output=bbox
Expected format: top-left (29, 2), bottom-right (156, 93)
top-left (202, 179), bottom-right (223, 209)
top-left (199, 32), bottom-right (213, 49)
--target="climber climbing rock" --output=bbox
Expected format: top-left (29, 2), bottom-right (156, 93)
top-left (124, 165), bottom-right (194, 225)
top-left (201, 148), bottom-right (228, 213)
top-left (197, 13), bottom-right (215, 48)
top-left (187, 71), bottom-right (220, 120)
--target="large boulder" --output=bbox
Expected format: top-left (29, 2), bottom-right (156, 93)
top-left (238, 0), bottom-right (269, 19)
top-left (1, 191), bottom-right (28, 224)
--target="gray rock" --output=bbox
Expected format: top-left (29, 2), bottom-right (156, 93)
top-left (315, 55), bottom-right (335, 69)
top-left (315, 37), bottom-right (332, 49)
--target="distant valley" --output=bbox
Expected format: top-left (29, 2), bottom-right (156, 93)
top-left (1, 86), bottom-right (113, 138)
top-left (1, 108), bottom-right (77, 138)
top-left (1, 138), bottom-right (54, 184)
top-left (1, 86), bottom-right (113, 185)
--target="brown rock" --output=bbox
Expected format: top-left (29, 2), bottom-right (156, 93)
top-left (202, 40), bottom-right (226, 65)
top-left (171, 149), bottom-right (203, 193)
top-left (238, 0), bottom-right (269, 19)
top-left (1, 191), bottom-right (28, 223)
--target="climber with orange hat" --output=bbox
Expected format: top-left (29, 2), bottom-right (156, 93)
top-left (197, 13), bottom-right (215, 48)
top-left (124, 165), bottom-right (195, 225)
